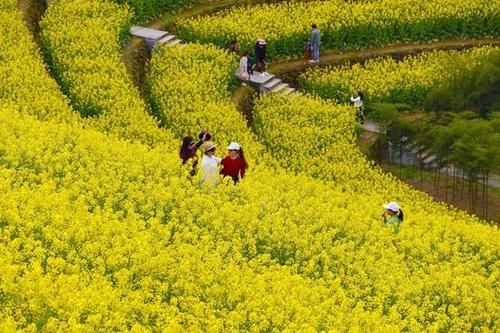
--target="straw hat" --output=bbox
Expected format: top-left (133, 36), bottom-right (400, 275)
top-left (202, 141), bottom-right (217, 153)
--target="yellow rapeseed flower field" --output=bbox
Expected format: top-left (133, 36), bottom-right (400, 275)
top-left (0, 0), bottom-right (78, 124)
top-left (41, 0), bottom-right (177, 149)
top-left (299, 46), bottom-right (498, 104)
top-left (177, 0), bottom-right (500, 59)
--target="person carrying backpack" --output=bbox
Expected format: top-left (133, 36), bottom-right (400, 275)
top-left (310, 24), bottom-right (321, 63)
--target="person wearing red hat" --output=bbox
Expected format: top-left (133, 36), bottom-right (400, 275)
top-left (221, 142), bottom-right (248, 184)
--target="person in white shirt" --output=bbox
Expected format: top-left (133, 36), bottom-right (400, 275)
top-left (200, 141), bottom-right (222, 187)
top-left (238, 51), bottom-right (250, 84)
top-left (350, 91), bottom-right (365, 124)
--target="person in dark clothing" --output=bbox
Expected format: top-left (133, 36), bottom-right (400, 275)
top-left (179, 130), bottom-right (211, 176)
top-left (247, 55), bottom-right (255, 75)
top-left (254, 39), bottom-right (268, 76)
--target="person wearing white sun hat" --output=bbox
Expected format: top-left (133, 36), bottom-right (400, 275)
top-left (200, 141), bottom-right (222, 187)
top-left (221, 142), bottom-right (248, 184)
top-left (382, 201), bottom-right (404, 233)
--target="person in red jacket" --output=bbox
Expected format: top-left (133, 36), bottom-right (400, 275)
top-left (220, 142), bottom-right (248, 183)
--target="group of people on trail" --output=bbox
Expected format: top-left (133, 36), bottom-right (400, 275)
top-left (180, 130), bottom-right (248, 187)
top-left (233, 24), bottom-right (322, 84)
top-left (232, 38), bottom-right (268, 84)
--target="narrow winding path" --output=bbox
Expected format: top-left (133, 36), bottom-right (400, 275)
top-left (17, 0), bottom-right (46, 44)
top-left (270, 38), bottom-right (500, 84)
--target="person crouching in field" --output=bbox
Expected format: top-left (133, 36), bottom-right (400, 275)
top-left (382, 201), bottom-right (404, 233)
top-left (221, 142), bottom-right (248, 184)
top-left (179, 130), bottom-right (211, 176)
top-left (200, 141), bottom-right (222, 188)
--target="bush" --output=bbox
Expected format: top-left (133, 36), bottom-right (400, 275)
top-left (425, 50), bottom-right (500, 118)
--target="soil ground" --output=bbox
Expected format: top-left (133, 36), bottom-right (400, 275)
top-left (17, 0), bottom-right (46, 45)
top-left (122, 38), bottom-right (150, 93)
top-left (231, 86), bottom-right (258, 127)
top-left (269, 38), bottom-right (500, 86)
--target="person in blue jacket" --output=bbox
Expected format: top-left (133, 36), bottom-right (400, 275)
top-left (310, 24), bottom-right (321, 63)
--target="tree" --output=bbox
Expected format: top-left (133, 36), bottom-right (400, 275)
top-left (424, 50), bottom-right (500, 118)
top-left (451, 119), bottom-right (500, 218)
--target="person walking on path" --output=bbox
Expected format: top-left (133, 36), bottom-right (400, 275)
top-left (237, 51), bottom-right (250, 84)
top-left (179, 130), bottom-right (211, 176)
top-left (382, 201), bottom-right (404, 233)
top-left (310, 24), bottom-right (321, 63)
top-left (200, 141), bottom-right (222, 187)
top-left (221, 142), bottom-right (248, 184)
top-left (254, 38), bottom-right (268, 76)
top-left (350, 91), bottom-right (365, 124)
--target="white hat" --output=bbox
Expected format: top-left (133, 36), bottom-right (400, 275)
top-left (257, 38), bottom-right (267, 45)
top-left (383, 202), bottom-right (401, 213)
top-left (227, 142), bottom-right (241, 151)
